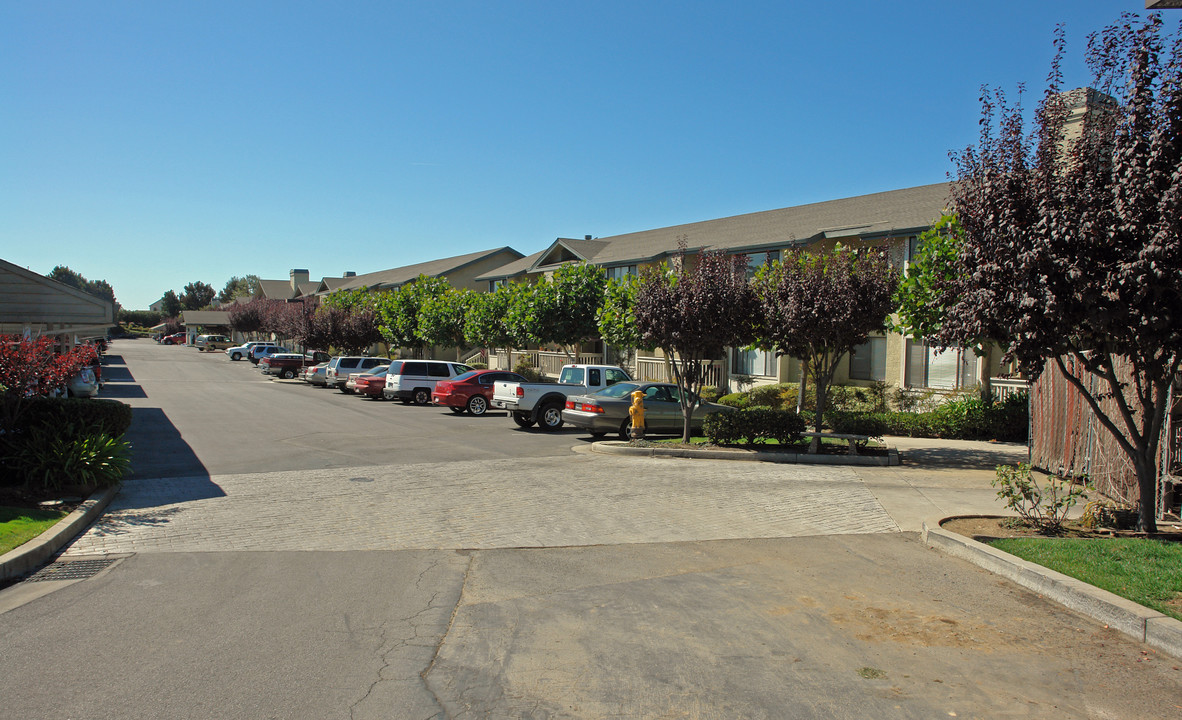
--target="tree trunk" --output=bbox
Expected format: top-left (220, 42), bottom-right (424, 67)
top-left (1134, 455), bottom-right (1159, 534)
top-left (810, 372), bottom-right (826, 454)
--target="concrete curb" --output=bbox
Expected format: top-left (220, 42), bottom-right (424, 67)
top-left (0, 485), bottom-right (119, 582)
top-left (921, 516), bottom-right (1182, 661)
top-left (591, 441), bottom-right (900, 466)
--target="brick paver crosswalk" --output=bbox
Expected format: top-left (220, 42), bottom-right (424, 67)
top-left (64, 453), bottom-right (899, 555)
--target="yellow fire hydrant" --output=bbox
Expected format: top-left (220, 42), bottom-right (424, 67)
top-left (628, 390), bottom-right (646, 440)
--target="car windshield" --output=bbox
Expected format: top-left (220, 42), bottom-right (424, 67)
top-left (589, 382), bottom-right (640, 399)
top-left (558, 367), bottom-right (584, 384)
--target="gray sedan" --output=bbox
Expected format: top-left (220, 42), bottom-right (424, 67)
top-left (561, 381), bottom-right (734, 440)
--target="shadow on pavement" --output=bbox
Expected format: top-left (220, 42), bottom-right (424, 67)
top-left (100, 364), bottom-right (135, 382)
top-left (897, 442), bottom-right (1029, 470)
top-left (120, 407), bottom-right (225, 505)
top-left (100, 383), bottom-right (148, 399)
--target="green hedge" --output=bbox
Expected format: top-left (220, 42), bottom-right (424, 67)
top-left (14, 398), bottom-right (134, 439)
top-left (703, 408), bottom-right (807, 446)
top-left (827, 392), bottom-right (1027, 442)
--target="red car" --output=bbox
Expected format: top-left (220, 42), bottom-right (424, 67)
top-left (161, 332), bottom-right (187, 345)
top-left (432, 370), bottom-right (526, 416)
top-left (351, 368), bottom-right (389, 399)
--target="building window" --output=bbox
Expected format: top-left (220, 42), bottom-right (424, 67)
top-left (605, 265), bottom-right (637, 282)
top-left (732, 347), bottom-right (778, 377)
top-left (849, 337), bottom-right (886, 381)
top-left (489, 279), bottom-right (507, 292)
top-left (905, 340), bottom-right (979, 390)
top-left (744, 250), bottom-right (780, 278)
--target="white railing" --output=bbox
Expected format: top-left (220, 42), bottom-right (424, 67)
top-left (635, 356), bottom-right (726, 388)
top-left (990, 377), bottom-right (1030, 402)
top-left (507, 350), bottom-right (606, 377)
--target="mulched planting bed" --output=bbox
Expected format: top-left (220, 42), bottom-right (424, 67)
top-left (941, 515), bottom-right (1182, 543)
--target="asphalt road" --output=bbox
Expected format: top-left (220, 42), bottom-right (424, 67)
top-left (0, 339), bottom-right (1178, 719)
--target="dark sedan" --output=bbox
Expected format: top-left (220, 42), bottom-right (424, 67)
top-left (561, 381), bottom-right (735, 439)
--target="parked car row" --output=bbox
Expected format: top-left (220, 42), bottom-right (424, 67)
top-left (214, 348), bottom-right (732, 439)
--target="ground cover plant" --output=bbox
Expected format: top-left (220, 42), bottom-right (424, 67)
top-left (988, 536), bottom-right (1182, 622)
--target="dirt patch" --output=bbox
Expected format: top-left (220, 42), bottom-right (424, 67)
top-left (940, 516), bottom-right (1182, 543)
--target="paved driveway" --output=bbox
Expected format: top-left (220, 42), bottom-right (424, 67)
top-left (3, 339), bottom-right (1177, 719)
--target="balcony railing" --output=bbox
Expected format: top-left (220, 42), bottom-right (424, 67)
top-left (508, 350), bottom-right (605, 378)
top-left (989, 377), bottom-right (1030, 402)
top-left (635, 356), bottom-right (726, 388)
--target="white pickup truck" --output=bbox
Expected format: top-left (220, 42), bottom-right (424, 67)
top-left (492, 364), bottom-right (632, 431)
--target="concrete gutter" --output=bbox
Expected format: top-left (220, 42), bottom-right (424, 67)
top-left (0, 485), bottom-right (119, 582)
top-left (592, 441), bottom-right (900, 466)
top-left (922, 517), bottom-right (1182, 661)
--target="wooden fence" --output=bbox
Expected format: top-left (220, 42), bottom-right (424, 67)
top-left (1030, 355), bottom-right (1175, 517)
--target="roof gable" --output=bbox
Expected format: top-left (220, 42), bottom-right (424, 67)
top-left (334, 247), bottom-right (524, 292)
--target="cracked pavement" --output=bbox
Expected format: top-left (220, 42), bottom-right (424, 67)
top-left (2, 341), bottom-right (1178, 719)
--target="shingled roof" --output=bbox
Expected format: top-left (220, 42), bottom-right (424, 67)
top-left (334, 247), bottom-right (524, 292)
top-left (477, 183), bottom-right (952, 280)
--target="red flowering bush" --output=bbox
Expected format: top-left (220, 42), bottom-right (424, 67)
top-left (0, 335), bottom-right (96, 432)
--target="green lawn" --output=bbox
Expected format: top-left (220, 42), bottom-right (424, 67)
top-left (0, 506), bottom-right (67, 555)
top-left (989, 537), bottom-right (1182, 621)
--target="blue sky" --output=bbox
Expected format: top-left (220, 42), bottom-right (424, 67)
top-left (1, 1), bottom-right (1144, 310)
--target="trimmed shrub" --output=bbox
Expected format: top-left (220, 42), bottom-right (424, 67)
top-left (467, 362), bottom-right (488, 370)
top-left (699, 386), bottom-right (722, 403)
top-left (825, 391), bottom-right (1028, 442)
top-left (704, 408), bottom-right (806, 446)
top-left (747, 383), bottom-right (793, 409)
top-left (15, 398), bottom-right (133, 438)
top-left (717, 392), bottom-right (748, 408)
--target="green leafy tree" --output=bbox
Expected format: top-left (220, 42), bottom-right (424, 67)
top-left (218, 275), bottom-right (262, 304)
top-left (463, 287), bottom-right (518, 350)
top-left (597, 273), bottom-right (652, 354)
top-left (375, 276), bottom-right (452, 355)
top-left (160, 290), bottom-right (183, 318)
top-left (179, 281), bottom-right (216, 310)
top-left (635, 250), bottom-right (757, 442)
top-left (892, 215), bottom-right (974, 345)
top-left (530, 263), bottom-right (608, 360)
top-left (753, 246), bottom-right (899, 452)
top-left (48, 266), bottom-right (120, 315)
top-left (931, 16), bottom-right (1181, 531)
top-left (418, 287), bottom-right (470, 351)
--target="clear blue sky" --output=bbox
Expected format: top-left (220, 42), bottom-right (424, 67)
top-left (1, 1), bottom-right (1145, 310)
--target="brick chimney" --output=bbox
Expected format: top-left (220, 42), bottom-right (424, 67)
top-left (290, 269), bottom-right (310, 290)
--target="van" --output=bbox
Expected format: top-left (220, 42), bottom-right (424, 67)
top-left (382, 359), bottom-right (473, 404)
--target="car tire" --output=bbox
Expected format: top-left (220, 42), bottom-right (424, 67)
top-left (230, 352), bottom-right (241, 361)
top-left (413, 388), bottom-right (431, 405)
top-left (538, 403), bottom-right (564, 431)
top-left (512, 412), bottom-right (535, 428)
top-left (340, 386), bottom-right (352, 394)
top-left (618, 419), bottom-right (633, 441)
top-left (280, 369), bottom-right (296, 380)
top-left (467, 395), bottom-right (488, 416)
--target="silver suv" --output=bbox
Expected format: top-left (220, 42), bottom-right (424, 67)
top-left (325, 356), bottom-right (389, 392)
